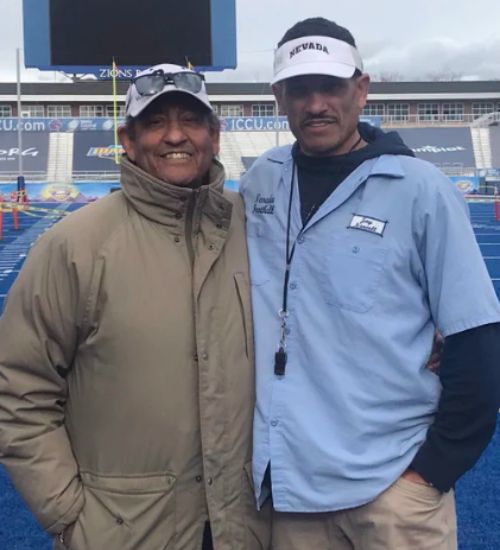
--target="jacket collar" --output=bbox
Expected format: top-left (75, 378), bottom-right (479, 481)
top-left (119, 156), bottom-right (232, 227)
top-left (268, 144), bottom-right (406, 180)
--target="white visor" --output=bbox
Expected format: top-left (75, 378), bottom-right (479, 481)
top-left (271, 35), bottom-right (364, 85)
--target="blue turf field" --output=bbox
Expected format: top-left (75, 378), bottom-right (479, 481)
top-left (0, 200), bottom-right (499, 548)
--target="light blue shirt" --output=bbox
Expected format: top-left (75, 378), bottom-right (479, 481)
top-left (240, 146), bottom-right (500, 512)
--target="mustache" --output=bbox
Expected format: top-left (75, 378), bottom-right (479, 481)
top-left (301, 116), bottom-right (337, 126)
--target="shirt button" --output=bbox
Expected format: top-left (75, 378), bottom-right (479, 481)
top-left (194, 354), bottom-right (198, 362)
top-left (115, 516), bottom-right (124, 525)
top-left (285, 328), bottom-right (291, 335)
top-left (297, 235), bottom-right (305, 244)
top-left (289, 282), bottom-right (297, 290)
top-left (195, 475), bottom-right (203, 482)
top-left (270, 419), bottom-right (279, 427)
top-left (202, 352), bottom-right (209, 361)
top-left (352, 246), bottom-right (360, 254)
top-left (174, 236), bottom-right (181, 243)
top-left (207, 477), bottom-right (213, 485)
top-left (208, 244), bottom-right (215, 250)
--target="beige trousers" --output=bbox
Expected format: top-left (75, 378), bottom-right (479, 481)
top-left (272, 477), bottom-right (457, 550)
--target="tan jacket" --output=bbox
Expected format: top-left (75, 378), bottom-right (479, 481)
top-left (0, 158), bottom-right (270, 550)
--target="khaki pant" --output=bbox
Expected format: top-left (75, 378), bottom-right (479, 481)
top-left (272, 478), bottom-right (457, 550)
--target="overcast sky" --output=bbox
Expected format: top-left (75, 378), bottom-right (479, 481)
top-left (2, 0), bottom-right (500, 82)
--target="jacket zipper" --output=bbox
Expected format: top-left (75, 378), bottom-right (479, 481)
top-left (185, 189), bottom-right (199, 268)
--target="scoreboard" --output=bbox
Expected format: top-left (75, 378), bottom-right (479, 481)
top-left (23, 0), bottom-right (236, 74)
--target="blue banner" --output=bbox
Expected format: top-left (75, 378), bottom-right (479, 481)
top-left (0, 116), bottom-right (381, 134)
top-left (0, 133), bottom-right (49, 172)
top-left (0, 118), bottom-right (121, 133)
top-left (393, 127), bottom-right (475, 168)
top-left (73, 131), bottom-right (121, 172)
top-left (221, 116), bottom-right (379, 132)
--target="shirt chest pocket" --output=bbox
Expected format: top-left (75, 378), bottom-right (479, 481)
top-left (318, 235), bottom-right (388, 313)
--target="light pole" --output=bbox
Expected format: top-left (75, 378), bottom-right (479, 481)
top-left (16, 48), bottom-right (25, 198)
top-left (16, 48), bottom-right (23, 176)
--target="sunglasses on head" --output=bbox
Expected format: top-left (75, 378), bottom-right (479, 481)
top-left (132, 70), bottom-right (205, 96)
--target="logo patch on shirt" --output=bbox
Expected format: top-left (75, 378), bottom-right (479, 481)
top-left (348, 214), bottom-right (387, 236)
top-left (252, 193), bottom-right (275, 215)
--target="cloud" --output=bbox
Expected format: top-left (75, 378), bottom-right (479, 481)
top-left (363, 36), bottom-right (500, 80)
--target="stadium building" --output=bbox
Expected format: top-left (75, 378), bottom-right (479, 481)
top-left (0, 80), bottom-right (500, 191)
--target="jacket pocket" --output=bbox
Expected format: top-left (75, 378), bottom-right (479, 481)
top-left (65, 472), bottom-right (177, 550)
top-left (319, 235), bottom-right (388, 313)
top-left (234, 272), bottom-right (253, 360)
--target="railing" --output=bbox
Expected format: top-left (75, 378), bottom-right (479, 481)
top-left (72, 171), bottom-right (120, 181)
top-left (436, 164), bottom-right (477, 176)
top-left (381, 114), bottom-right (493, 127)
top-left (471, 111), bottom-right (500, 127)
top-left (0, 172), bottom-right (120, 183)
top-left (0, 172), bottom-right (47, 183)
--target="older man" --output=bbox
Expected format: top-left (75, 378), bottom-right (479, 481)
top-left (240, 18), bottom-right (500, 550)
top-left (0, 63), bottom-right (270, 550)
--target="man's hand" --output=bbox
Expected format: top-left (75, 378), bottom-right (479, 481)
top-left (401, 469), bottom-right (431, 486)
top-left (426, 331), bottom-right (444, 373)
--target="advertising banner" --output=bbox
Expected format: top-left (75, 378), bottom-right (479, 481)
top-left (393, 127), bottom-right (476, 167)
top-left (449, 176), bottom-right (480, 194)
top-left (0, 182), bottom-right (118, 202)
top-left (221, 116), bottom-right (380, 132)
top-left (0, 133), bottom-right (49, 172)
top-left (73, 131), bottom-right (121, 172)
top-left (0, 118), bottom-right (121, 133)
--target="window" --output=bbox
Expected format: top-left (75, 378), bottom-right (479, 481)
top-left (417, 103), bottom-right (439, 122)
top-left (386, 103), bottom-right (409, 121)
top-left (46, 104), bottom-right (72, 117)
top-left (218, 104), bottom-right (243, 117)
top-left (442, 103), bottom-right (464, 122)
top-left (79, 105), bottom-right (105, 117)
top-left (252, 103), bottom-right (275, 117)
top-left (362, 103), bottom-right (385, 117)
top-left (0, 105), bottom-right (12, 117)
top-left (105, 104), bottom-right (126, 117)
top-left (472, 103), bottom-right (494, 119)
top-left (21, 105), bottom-right (45, 117)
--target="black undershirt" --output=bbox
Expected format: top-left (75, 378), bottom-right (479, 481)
top-left (293, 138), bottom-right (383, 225)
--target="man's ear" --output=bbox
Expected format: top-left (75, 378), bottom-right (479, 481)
top-left (211, 125), bottom-right (220, 158)
top-left (118, 125), bottom-right (136, 162)
top-left (356, 73), bottom-right (370, 110)
top-left (272, 83), bottom-right (287, 116)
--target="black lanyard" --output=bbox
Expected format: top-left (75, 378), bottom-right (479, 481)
top-left (274, 136), bottom-right (364, 376)
top-left (275, 163), bottom-right (314, 376)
